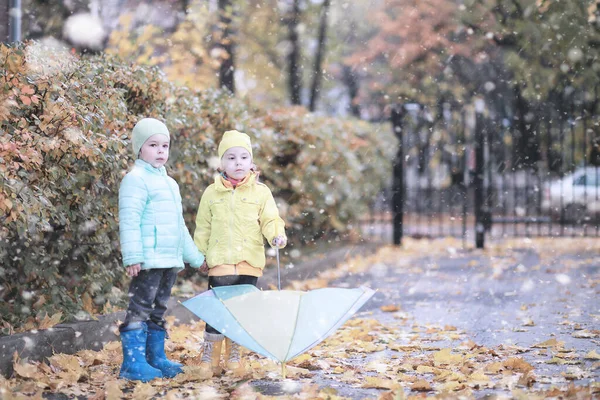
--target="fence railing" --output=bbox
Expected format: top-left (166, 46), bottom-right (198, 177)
top-left (360, 102), bottom-right (600, 246)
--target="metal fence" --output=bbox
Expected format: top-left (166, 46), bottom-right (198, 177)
top-left (361, 101), bottom-right (600, 246)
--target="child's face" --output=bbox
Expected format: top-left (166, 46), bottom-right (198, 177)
top-left (221, 147), bottom-right (252, 180)
top-left (139, 134), bottom-right (170, 168)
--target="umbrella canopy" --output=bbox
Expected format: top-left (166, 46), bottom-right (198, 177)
top-left (182, 284), bottom-right (375, 363)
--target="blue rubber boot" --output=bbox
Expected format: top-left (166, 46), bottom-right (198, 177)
top-left (146, 326), bottom-right (183, 378)
top-left (119, 324), bottom-right (163, 382)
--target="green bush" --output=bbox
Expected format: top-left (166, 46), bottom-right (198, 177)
top-left (0, 42), bottom-right (395, 333)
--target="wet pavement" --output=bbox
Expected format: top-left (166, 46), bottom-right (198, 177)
top-left (249, 239), bottom-right (599, 398)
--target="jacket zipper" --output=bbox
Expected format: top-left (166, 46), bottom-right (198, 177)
top-left (229, 190), bottom-right (235, 271)
top-left (166, 175), bottom-right (182, 257)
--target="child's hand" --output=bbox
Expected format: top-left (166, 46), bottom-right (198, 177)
top-left (272, 236), bottom-right (286, 248)
top-left (199, 261), bottom-right (209, 274)
top-left (126, 263), bottom-right (141, 277)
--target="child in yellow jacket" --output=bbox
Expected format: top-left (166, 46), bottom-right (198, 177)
top-left (194, 130), bottom-right (286, 378)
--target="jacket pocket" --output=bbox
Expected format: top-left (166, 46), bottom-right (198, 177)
top-left (209, 198), bottom-right (228, 221)
top-left (239, 197), bottom-right (261, 219)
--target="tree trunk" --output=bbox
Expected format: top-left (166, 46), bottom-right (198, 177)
top-left (308, 0), bottom-right (330, 112)
top-left (513, 84), bottom-right (540, 170)
top-left (218, 0), bottom-right (236, 94)
top-left (342, 65), bottom-right (360, 117)
top-left (287, 0), bottom-right (302, 105)
top-left (0, 1), bottom-right (9, 43)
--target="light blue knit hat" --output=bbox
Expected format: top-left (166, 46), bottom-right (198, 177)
top-left (132, 118), bottom-right (170, 156)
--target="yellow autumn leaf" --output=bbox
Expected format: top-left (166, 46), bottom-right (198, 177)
top-left (377, 389), bottom-right (406, 400)
top-left (584, 349), bottom-right (600, 360)
top-left (13, 362), bottom-right (40, 379)
top-left (49, 354), bottom-right (81, 372)
top-left (103, 341), bottom-right (121, 352)
top-left (388, 343), bottom-right (420, 352)
top-left (518, 371), bottom-right (536, 387)
top-left (380, 304), bottom-right (400, 312)
top-left (38, 312), bottom-right (62, 330)
top-left (291, 353), bottom-right (312, 365)
top-left (411, 379), bottom-right (432, 392)
top-left (50, 354), bottom-right (85, 384)
top-left (484, 361), bottom-right (504, 374)
top-left (433, 348), bottom-right (463, 365)
top-left (441, 380), bottom-right (465, 391)
top-left (469, 371), bottom-right (489, 382)
top-left (444, 325), bottom-right (458, 331)
top-left (572, 329), bottom-right (598, 338)
top-left (3, 198), bottom-right (13, 210)
top-left (416, 365), bottom-right (436, 374)
top-left (522, 318), bottom-right (535, 326)
top-left (366, 360), bottom-right (389, 373)
top-left (532, 338), bottom-right (561, 348)
top-left (503, 357), bottom-right (534, 373)
top-left (446, 333), bottom-right (463, 340)
top-left (361, 376), bottom-right (400, 390)
top-left (132, 382), bottom-right (157, 400)
top-left (81, 292), bottom-right (96, 316)
top-left (397, 363), bottom-right (414, 372)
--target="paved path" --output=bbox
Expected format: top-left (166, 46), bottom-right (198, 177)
top-left (250, 240), bottom-right (599, 398)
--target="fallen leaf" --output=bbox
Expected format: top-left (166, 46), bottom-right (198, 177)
top-left (13, 362), bottom-right (41, 379)
top-left (38, 312), bottom-right (63, 330)
top-left (572, 330), bottom-right (598, 339)
top-left (416, 365), bottom-right (436, 374)
top-left (377, 389), bottom-right (405, 400)
top-left (104, 381), bottom-right (122, 400)
top-left (411, 379), bottom-right (432, 392)
top-left (132, 382), bottom-right (157, 400)
top-left (522, 318), bottom-right (535, 326)
top-left (441, 380), bottom-right (465, 391)
top-left (531, 338), bottom-right (561, 349)
top-left (503, 358), bottom-right (534, 374)
top-left (584, 349), bottom-right (600, 360)
top-left (361, 376), bottom-right (399, 390)
top-left (433, 348), bottom-right (463, 365)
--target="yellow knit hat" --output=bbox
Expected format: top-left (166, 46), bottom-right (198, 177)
top-left (218, 130), bottom-right (253, 158)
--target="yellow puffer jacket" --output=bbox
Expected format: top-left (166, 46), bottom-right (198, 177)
top-left (194, 172), bottom-right (286, 270)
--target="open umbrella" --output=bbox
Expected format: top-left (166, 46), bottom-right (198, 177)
top-left (182, 249), bottom-right (375, 377)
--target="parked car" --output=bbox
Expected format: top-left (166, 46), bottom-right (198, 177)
top-left (541, 167), bottom-right (600, 223)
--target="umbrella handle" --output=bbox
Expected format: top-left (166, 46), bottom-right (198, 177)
top-left (276, 246), bottom-right (281, 291)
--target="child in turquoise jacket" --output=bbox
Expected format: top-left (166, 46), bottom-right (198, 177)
top-left (118, 118), bottom-right (205, 382)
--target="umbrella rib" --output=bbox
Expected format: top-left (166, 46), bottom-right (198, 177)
top-left (285, 289), bottom-right (374, 362)
top-left (282, 294), bottom-right (304, 362)
top-left (213, 291), bottom-right (279, 361)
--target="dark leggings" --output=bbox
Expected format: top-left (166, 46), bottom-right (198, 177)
top-left (205, 274), bottom-right (258, 335)
top-left (120, 267), bottom-right (178, 332)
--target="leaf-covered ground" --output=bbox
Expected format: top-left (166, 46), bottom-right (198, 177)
top-left (2, 238), bottom-right (599, 399)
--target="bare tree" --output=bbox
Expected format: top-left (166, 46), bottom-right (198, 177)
top-left (285, 0), bottom-right (302, 105)
top-left (342, 65), bottom-right (360, 118)
top-left (217, 0), bottom-right (236, 94)
top-left (308, 0), bottom-right (330, 112)
top-left (1, 1), bottom-right (10, 42)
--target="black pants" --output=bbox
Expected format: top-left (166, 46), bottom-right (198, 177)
top-left (205, 275), bottom-right (258, 335)
top-left (120, 267), bottom-right (178, 332)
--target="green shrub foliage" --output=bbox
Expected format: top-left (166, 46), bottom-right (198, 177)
top-left (0, 43), bottom-right (395, 333)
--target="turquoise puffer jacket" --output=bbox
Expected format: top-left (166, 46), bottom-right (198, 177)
top-left (119, 159), bottom-right (204, 270)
